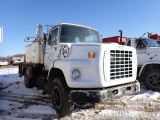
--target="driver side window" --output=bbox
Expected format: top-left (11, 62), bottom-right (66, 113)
top-left (136, 39), bottom-right (146, 49)
top-left (48, 28), bottom-right (58, 46)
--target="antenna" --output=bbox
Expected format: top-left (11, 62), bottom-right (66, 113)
top-left (140, 32), bottom-right (146, 38)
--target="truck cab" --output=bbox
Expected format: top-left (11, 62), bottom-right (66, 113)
top-left (44, 24), bottom-right (100, 71)
top-left (125, 38), bottom-right (160, 66)
top-left (125, 38), bottom-right (160, 91)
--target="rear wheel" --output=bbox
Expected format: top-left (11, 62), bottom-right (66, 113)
top-left (24, 70), bottom-right (34, 88)
top-left (143, 69), bottom-right (160, 91)
top-left (51, 77), bottom-right (74, 117)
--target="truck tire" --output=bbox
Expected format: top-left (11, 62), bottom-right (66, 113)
top-left (143, 69), bottom-right (160, 91)
top-left (24, 70), bottom-right (33, 88)
top-left (51, 77), bottom-right (74, 117)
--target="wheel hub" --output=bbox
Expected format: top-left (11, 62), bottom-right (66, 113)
top-left (53, 87), bottom-right (62, 108)
top-left (149, 75), bottom-right (160, 86)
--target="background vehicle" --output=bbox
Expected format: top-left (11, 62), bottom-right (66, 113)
top-left (0, 59), bottom-right (8, 67)
top-left (103, 33), bottom-right (160, 91)
top-left (10, 56), bottom-right (24, 65)
top-left (102, 36), bottom-right (128, 45)
top-left (19, 23), bottom-right (140, 117)
top-left (148, 33), bottom-right (160, 45)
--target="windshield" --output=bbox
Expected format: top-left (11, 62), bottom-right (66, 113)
top-left (0, 60), bottom-right (7, 62)
top-left (143, 39), bottom-right (160, 47)
top-left (60, 24), bottom-right (101, 43)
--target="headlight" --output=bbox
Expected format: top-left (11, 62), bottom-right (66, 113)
top-left (72, 70), bottom-right (80, 80)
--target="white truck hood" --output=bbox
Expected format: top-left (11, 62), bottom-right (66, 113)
top-left (57, 43), bottom-right (137, 88)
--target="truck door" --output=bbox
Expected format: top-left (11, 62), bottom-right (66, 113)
top-left (135, 39), bottom-right (147, 66)
top-left (127, 39), bottom-right (146, 67)
top-left (44, 27), bottom-right (60, 70)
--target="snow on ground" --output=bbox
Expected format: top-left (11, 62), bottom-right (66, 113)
top-left (0, 67), bottom-right (160, 120)
top-left (0, 67), bottom-right (22, 86)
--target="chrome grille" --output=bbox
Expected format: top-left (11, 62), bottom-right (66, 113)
top-left (110, 50), bottom-right (133, 80)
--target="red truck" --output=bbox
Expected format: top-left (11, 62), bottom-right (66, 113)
top-left (102, 36), bottom-right (128, 45)
top-left (148, 33), bottom-right (160, 45)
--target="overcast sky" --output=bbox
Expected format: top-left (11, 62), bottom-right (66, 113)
top-left (0, 0), bottom-right (160, 57)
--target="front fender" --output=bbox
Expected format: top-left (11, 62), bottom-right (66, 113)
top-left (139, 60), bottom-right (160, 77)
top-left (53, 59), bottom-right (101, 88)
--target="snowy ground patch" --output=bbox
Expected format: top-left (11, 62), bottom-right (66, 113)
top-left (0, 67), bottom-right (160, 120)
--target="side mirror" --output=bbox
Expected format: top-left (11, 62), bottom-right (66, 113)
top-left (51, 38), bottom-right (57, 45)
top-left (0, 25), bottom-right (3, 43)
top-left (48, 38), bottom-right (56, 46)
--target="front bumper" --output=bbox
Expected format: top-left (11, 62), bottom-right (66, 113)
top-left (71, 80), bottom-right (140, 103)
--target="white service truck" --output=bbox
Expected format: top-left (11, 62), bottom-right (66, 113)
top-left (19, 23), bottom-right (140, 117)
top-left (125, 38), bottom-right (160, 91)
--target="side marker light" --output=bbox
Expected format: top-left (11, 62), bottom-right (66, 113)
top-left (88, 52), bottom-right (95, 58)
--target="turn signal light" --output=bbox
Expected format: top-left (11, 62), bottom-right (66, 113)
top-left (88, 52), bottom-right (95, 58)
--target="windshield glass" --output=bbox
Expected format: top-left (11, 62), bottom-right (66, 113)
top-left (0, 60), bottom-right (7, 62)
top-left (143, 39), bottom-right (160, 47)
top-left (60, 24), bottom-right (101, 43)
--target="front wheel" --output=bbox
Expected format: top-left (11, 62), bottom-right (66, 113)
top-left (51, 77), bottom-right (74, 117)
top-left (143, 69), bottom-right (160, 91)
